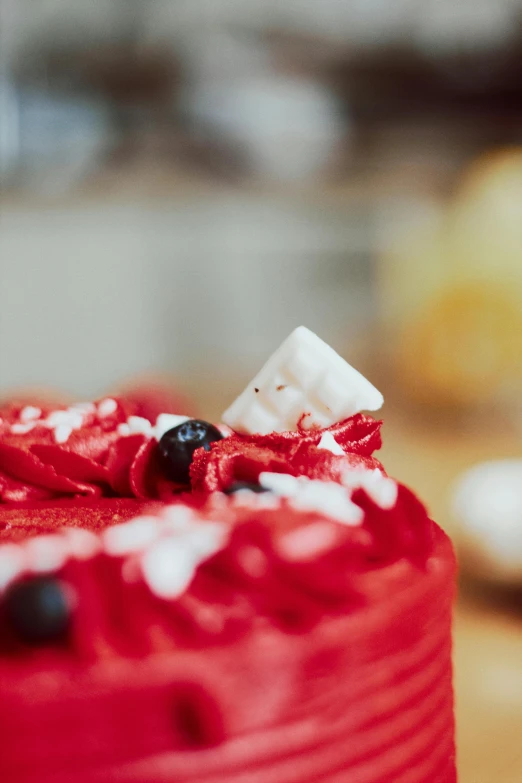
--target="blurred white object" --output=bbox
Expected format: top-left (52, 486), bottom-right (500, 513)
top-left (222, 326), bottom-right (383, 435)
top-left (181, 29), bottom-right (346, 183)
top-left (187, 74), bottom-right (346, 182)
top-left (0, 87), bottom-right (112, 190)
top-left (0, 77), bottom-right (19, 178)
top-left (15, 91), bottom-right (112, 191)
top-left (452, 460), bottom-right (522, 584)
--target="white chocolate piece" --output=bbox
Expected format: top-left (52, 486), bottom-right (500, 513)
top-left (222, 326), bottom-right (383, 435)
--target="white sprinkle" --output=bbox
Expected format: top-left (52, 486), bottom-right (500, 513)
top-left (259, 472), bottom-right (301, 497)
top-left (154, 413), bottom-right (190, 440)
top-left (177, 522), bottom-right (227, 559)
top-left (126, 416), bottom-right (154, 437)
top-left (20, 406), bottom-right (42, 423)
top-left (0, 545), bottom-right (26, 591)
top-left (317, 432), bottom-right (345, 456)
top-left (231, 491), bottom-right (281, 511)
top-left (97, 398), bottom-right (118, 417)
top-left (10, 422), bottom-right (37, 435)
top-left (25, 535), bottom-right (68, 573)
top-left (71, 402), bottom-right (96, 414)
top-left (291, 481), bottom-right (364, 525)
top-left (54, 424), bottom-right (73, 444)
top-left (141, 540), bottom-right (201, 599)
top-left (140, 518), bottom-right (227, 598)
top-left (342, 467), bottom-right (398, 510)
top-left (161, 505), bottom-right (197, 531)
top-left (61, 528), bottom-right (102, 560)
top-left (45, 409), bottom-right (84, 429)
top-left (259, 472), bottom-right (364, 525)
top-left (117, 423), bottom-right (132, 436)
top-left (103, 517), bottom-right (160, 555)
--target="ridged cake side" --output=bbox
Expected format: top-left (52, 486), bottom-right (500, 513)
top-left (0, 525), bottom-right (455, 783)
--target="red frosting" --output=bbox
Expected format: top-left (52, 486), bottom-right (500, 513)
top-left (0, 404), bottom-right (383, 507)
top-left (191, 414), bottom-right (384, 492)
top-left (0, 397), bottom-right (457, 783)
top-left (0, 497), bottom-right (456, 782)
top-left (0, 399), bottom-right (181, 505)
top-left (0, 485), bottom-right (434, 651)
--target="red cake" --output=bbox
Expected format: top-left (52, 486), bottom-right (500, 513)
top-left (0, 328), bottom-right (457, 782)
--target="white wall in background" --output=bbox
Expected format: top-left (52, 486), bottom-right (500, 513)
top-left (0, 196), bottom-right (373, 397)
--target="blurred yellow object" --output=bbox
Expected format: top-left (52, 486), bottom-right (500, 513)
top-left (398, 282), bottom-right (522, 406)
top-left (382, 148), bottom-right (522, 408)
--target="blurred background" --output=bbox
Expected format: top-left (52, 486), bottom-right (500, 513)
top-left (1, 2), bottom-right (522, 779)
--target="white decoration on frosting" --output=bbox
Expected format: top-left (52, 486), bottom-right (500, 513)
top-left (45, 408), bottom-right (85, 443)
top-left (222, 326), bottom-right (383, 436)
top-left (259, 472), bottom-right (364, 525)
top-left (61, 528), bottom-right (102, 560)
top-left (10, 422), bottom-right (38, 435)
top-left (140, 513), bottom-right (228, 599)
top-left (160, 505), bottom-right (197, 532)
top-left (230, 490), bottom-right (281, 511)
top-left (317, 432), bottom-right (345, 456)
top-left (97, 398), bottom-right (118, 417)
top-left (20, 406), bottom-right (42, 423)
top-left (9, 401), bottom-right (96, 442)
top-left (25, 535), bottom-right (69, 573)
top-left (103, 517), bottom-right (160, 555)
top-left (342, 467), bottom-right (398, 510)
top-left (141, 540), bottom-right (200, 600)
top-left (72, 402), bottom-right (97, 414)
top-left (46, 410), bottom-right (84, 431)
top-left (0, 545), bottom-right (26, 591)
top-left (127, 416), bottom-right (155, 437)
top-left (54, 425), bottom-right (73, 444)
top-left (154, 413), bottom-right (190, 440)
top-left (116, 413), bottom-right (191, 441)
top-left (259, 472), bottom-right (300, 496)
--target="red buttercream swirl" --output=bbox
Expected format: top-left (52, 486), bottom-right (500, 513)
top-left (190, 414), bottom-right (384, 492)
top-left (0, 399), bottom-right (180, 504)
top-left (0, 406), bottom-right (383, 505)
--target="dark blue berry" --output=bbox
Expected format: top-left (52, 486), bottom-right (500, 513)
top-left (158, 419), bottom-right (223, 484)
top-left (223, 482), bottom-right (269, 495)
top-left (4, 577), bottom-right (72, 644)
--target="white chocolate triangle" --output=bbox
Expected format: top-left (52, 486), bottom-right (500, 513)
top-left (222, 326), bottom-right (383, 435)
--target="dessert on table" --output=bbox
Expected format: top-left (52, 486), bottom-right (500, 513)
top-left (0, 327), bottom-right (457, 783)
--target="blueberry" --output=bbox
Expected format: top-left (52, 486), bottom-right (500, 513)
top-left (158, 419), bottom-right (223, 484)
top-left (4, 577), bottom-right (72, 645)
top-left (223, 482), bottom-right (269, 495)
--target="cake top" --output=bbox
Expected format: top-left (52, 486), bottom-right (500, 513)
top-left (0, 327), bottom-right (436, 661)
top-left (0, 475), bottom-right (434, 662)
top-left (0, 327), bottom-right (383, 504)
